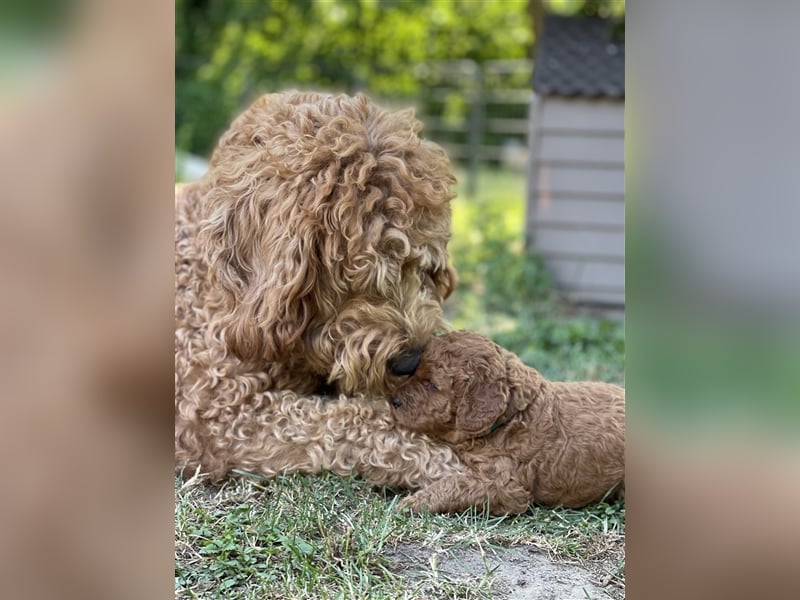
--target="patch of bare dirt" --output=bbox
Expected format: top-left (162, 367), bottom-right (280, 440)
top-left (386, 542), bottom-right (621, 599)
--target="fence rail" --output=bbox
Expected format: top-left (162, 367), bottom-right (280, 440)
top-left (415, 59), bottom-right (533, 195)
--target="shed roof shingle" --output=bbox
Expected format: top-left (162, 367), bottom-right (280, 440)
top-left (532, 15), bottom-right (624, 99)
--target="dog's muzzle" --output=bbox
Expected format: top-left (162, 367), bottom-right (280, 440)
top-left (388, 348), bottom-right (422, 376)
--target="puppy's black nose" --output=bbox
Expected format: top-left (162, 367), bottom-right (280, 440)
top-left (388, 348), bottom-right (422, 376)
top-left (390, 396), bottom-right (402, 409)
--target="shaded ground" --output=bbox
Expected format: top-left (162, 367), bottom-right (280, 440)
top-left (387, 541), bottom-right (618, 600)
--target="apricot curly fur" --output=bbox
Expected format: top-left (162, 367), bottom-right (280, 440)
top-left (176, 91), bottom-right (465, 486)
top-left (391, 331), bottom-right (625, 514)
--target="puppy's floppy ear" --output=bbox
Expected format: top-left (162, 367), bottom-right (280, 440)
top-left (454, 374), bottom-right (509, 436)
top-left (503, 347), bottom-right (542, 412)
top-left (199, 182), bottom-right (319, 364)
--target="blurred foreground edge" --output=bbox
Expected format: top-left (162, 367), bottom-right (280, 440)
top-left (627, 1), bottom-right (800, 599)
top-left (0, 1), bottom-right (174, 599)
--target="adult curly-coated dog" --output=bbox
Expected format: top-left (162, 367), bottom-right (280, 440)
top-left (390, 331), bottom-right (625, 514)
top-left (175, 91), bottom-right (467, 488)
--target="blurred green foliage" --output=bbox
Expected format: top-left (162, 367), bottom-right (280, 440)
top-left (547, 0), bottom-right (625, 18)
top-left (176, 0), bottom-right (533, 155)
top-left (0, 0), bottom-right (75, 34)
top-left (449, 168), bottom-right (624, 384)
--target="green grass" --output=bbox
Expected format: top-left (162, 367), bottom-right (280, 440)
top-left (176, 472), bottom-right (625, 599)
top-left (176, 166), bottom-right (625, 598)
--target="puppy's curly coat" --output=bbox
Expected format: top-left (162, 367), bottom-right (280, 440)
top-left (176, 91), bottom-right (466, 487)
top-left (391, 331), bottom-right (625, 514)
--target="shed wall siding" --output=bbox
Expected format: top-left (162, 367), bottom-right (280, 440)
top-left (539, 135), bottom-right (624, 166)
top-left (532, 228), bottom-right (624, 258)
top-left (534, 197), bottom-right (624, 227)
top-left (540, 98), bottom-right (624, 131)
top-left (541, 166), bottom-right (623, 196)
top-left (527, 96), bottom-right (625, 306)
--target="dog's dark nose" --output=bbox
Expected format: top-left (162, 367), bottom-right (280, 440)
top-left (388, 348), bottom-right (422, 376)
top-left (390, 396), bottom-right (402, 409)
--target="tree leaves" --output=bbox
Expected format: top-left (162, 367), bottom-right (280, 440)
top-left (176, 0), bottom-right (533, 154)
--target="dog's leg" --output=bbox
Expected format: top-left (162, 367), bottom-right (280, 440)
top-left (176, 389), bottom-right (467, 490)
top-left (397, 473), bottom-right (529, 515)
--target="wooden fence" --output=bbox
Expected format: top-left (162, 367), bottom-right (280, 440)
top-left (413, 59), bottom-right (533, 195)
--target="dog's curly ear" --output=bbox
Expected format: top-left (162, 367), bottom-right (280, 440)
top-left (199, 184), bottom-right (318, 364)
top-left (434, 263), bottom-right (458, 301)
top-left (455, 373), bottom-right (509, 436)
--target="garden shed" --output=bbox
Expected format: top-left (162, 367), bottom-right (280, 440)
top-left (526, 15), bottom-right (624, 308)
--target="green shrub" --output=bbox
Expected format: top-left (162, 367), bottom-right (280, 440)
top-left (448, 168), bottom-right (624, 384)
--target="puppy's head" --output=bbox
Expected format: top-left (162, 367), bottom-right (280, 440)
top-left (390, 331), bottom-right (536, 443)
top-left (198, 91), bottom-right (457, 395)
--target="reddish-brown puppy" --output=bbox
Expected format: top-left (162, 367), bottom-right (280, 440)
top-left (391, 331), bottom-right (625, 514)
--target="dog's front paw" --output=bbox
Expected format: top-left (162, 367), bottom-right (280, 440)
top-left (395, 493), bottom-right (430, 514)
top-left (394, 481), bottom-right (468, 514)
